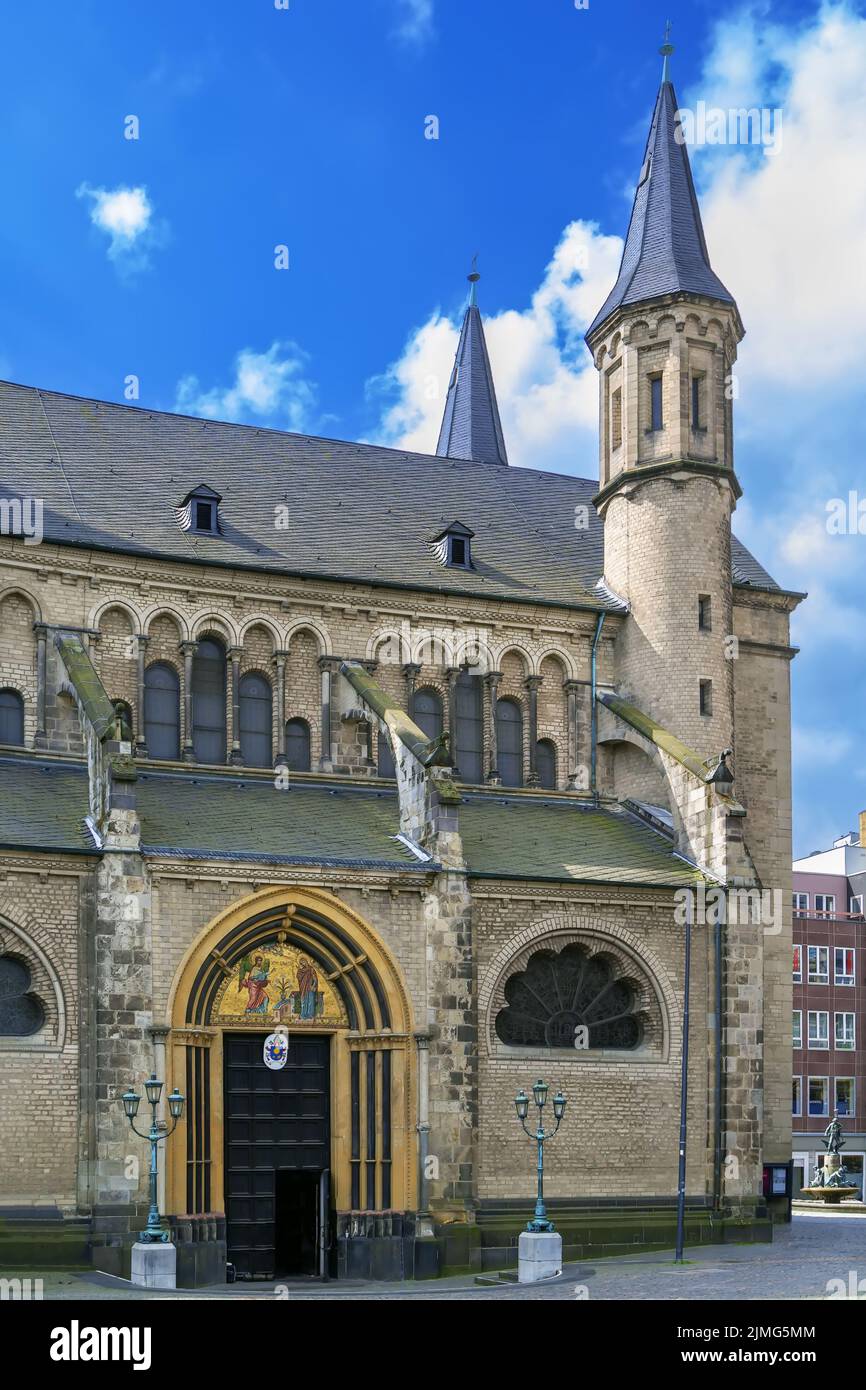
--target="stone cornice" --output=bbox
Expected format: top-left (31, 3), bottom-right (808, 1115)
top-left (594, 458), bottom-right (742, 514)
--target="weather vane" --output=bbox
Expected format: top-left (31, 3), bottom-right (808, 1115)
top-left (468, 252), bottom-right (480, 304)
top-left (660, 19), bottom-right (674, 81)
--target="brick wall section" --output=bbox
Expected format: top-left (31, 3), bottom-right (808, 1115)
top-left (733, 593), bottom-right (797, 1167)
top-left (474, 892), bottom-right (711, 1200)
top-left (0, 592), bottom-right (38, 744)
top-left (93, 607), bottom-right (137, 719)
top-left (0, 870), bottom-right (84, 1208)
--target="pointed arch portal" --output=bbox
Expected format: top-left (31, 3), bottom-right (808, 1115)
top-left (167, 887), bottom-right (415, 1279)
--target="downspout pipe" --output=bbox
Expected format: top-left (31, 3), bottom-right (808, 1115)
top-left (713, 889), bottom-right (726, 1212)
top-left (675, 886), bottom-right (693, 1261)
top-left (590, 612), bottom-right (605, 800)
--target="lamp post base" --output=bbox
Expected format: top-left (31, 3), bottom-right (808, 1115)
top-left (518, 1230), bottom-right (562, 1284)
top-left (131, 1240), bottom-right (177, 1290)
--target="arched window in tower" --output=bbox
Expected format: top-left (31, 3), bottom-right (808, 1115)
top-left (0, 955), bottom-right (45, 1037)
top-left (285, 718), bottom-right (311, 772)
top-left (239, 672), bottom-right (272, 768)
top-left (192, 638), bottom-right (227, 764)
top-left (144, 663), bottom-right (180, 760)
top-left (413, 688), bottom-right (443, 744)
top-left (495, 698), bottom-right (523, 787)
top-left (0, 689), bottom-right (24, 746)
top-left (536, 738), bottom-right (557, 790)
top-left (495, 945), bottom-right (642, 1050)
top-left (455, 672), bottom-right (483, 783)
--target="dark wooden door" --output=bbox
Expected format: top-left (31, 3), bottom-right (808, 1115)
top-left (223, 1033), bottom-right (330, 1279)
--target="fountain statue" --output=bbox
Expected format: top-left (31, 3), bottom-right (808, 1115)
top-left (801, 1112), bottom-right (859, 1204)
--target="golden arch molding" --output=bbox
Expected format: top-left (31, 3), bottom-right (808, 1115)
top-left (165, 886), bottom-right (416, 1226)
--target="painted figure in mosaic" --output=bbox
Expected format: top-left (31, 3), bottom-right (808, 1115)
top-left (239, 955), bottom-right (271, 1014)
top-left (297, 956), bottom-right (318, 1019)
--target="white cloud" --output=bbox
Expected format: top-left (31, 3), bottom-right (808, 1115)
top-left (793, 724), bottom-right (853, 767)
top-left (372, 3), bottom-right (866, 479)
top-left (691, 4), bottom-right (866, 385)
top-left (75, 183), bottom-right (161, 272)
top-left (392, 0), bottom-right (434, 45)
top-left (175, 343), bottom-right (321, 434)
top-left (370, 221), bottom-right (621, 470)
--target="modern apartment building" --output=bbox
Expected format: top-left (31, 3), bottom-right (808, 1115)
top-left (792, 813), bottom-right (866, 1196)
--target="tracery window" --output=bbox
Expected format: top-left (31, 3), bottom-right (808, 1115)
top-left (454, 671), bottom-right (483, 783)
top-left (0, 955), bottom-right (45, 1037)
top-left (285, 718), bottom-right (311, 772)
top-left (495, 944), bottom-right (641, 1050)
top-left (495, 697), bottom-right (523, 787)
top-left (536, 738), bottom-right (556, 789)
top-left (144, 663), bottom-right (180, 759)
top-left (413, 688), bottom-right (443, 744)
top-left (192, 638), bottom-right (227, 764)
top-left (0, 689), bottom-right (24, 746)
top-left (239, 672), bottom-right (272, 768)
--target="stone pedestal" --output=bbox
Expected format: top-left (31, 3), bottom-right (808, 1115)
top-left (131, 1241), bottom-right (177, 1290)
top-left (518, 1230), bottom-right (562, 1284)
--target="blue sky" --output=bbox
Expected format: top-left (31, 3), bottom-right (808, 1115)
top-left (2, 0), bottom-right (863, 856)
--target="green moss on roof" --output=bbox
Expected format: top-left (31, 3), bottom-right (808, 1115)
top-left (459, 794), bottom-right (702, 887)
top-left (54, 635), bottom-right (116, 741)
top-left (0, 757), bottom-right (702, 886)
top-left (341, 661), bottom-right (450, 767)
top-left (599, 694), bottom-right (708, 782)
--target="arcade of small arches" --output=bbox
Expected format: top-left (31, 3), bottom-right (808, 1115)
top-left (0, 586), bottom-right (588, 790)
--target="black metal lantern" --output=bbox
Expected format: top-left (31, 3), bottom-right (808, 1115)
top-left (121, 1088), bottom-right (141, 1121)
top-left (121, 1073), bottom-right (184, 1244)
top-left (707, 748), bottom-right (734, 794)
top-left (144, 1074), bottom-right (163, 1106)
top-left (533, 1078), bottom-right (549, 1109)
top-left (513, 1077), bottom-right (566, 1233)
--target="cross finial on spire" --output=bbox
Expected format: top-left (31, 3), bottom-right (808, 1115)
top-left (659, 19), bottom-right (674, 83)
top-left (468, 253), bottom-right (480, 305)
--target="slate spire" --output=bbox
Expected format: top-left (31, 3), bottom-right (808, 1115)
top-left (436, 262), bottom-right (509, 466)
top-left (586, 35), bottom-right (736, 341)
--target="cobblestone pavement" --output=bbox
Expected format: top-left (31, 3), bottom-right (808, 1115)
top-left (18, 1210), bottom-right (866, 1302)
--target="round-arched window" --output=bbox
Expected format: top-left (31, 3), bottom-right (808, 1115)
top-left (495, 944), bottom-right (641, 1049)
top-left (0, 955), bottom-right (45, 1037)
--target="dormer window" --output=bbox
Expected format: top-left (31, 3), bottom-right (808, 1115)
top-left (430, 520), bottom-right (475, 570)
top-left (176, 484), bottom-right (222, 535)
top-left (194, 499), bottom-right (216, 531)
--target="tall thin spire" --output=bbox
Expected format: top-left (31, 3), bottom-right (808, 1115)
top-left (659, 20), bottom-right (674, 83)
top-left (585, 41), bottom-right (736, 341)
top-left (436, 263), bottom-right (509, 467)
top-left (468, 253), bottom-right (479, 306)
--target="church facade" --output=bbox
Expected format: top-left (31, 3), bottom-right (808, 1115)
top-left (0, 63), bottom-right (800, 1283)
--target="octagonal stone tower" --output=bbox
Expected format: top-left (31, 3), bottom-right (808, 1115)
top-left (586, 65), bottom-right (744, 762)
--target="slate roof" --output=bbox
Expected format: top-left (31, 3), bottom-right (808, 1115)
top-left (436, 303), bottom-right (509, 466)
top-left (586, 80), bottom-right (736, 339)
top-left (0, 756), bottom-right (702, 887)
top-left (0, 379), bottom-right (779, 601)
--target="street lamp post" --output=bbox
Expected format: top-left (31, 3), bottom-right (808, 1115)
top-left (121, 1074), bottom-right (185, 1244)
top-left (514, 1079), bottom-right (566, 1232)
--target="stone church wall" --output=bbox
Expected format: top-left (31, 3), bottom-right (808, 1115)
top-left (472, 885), bottom-right (713, 1202)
